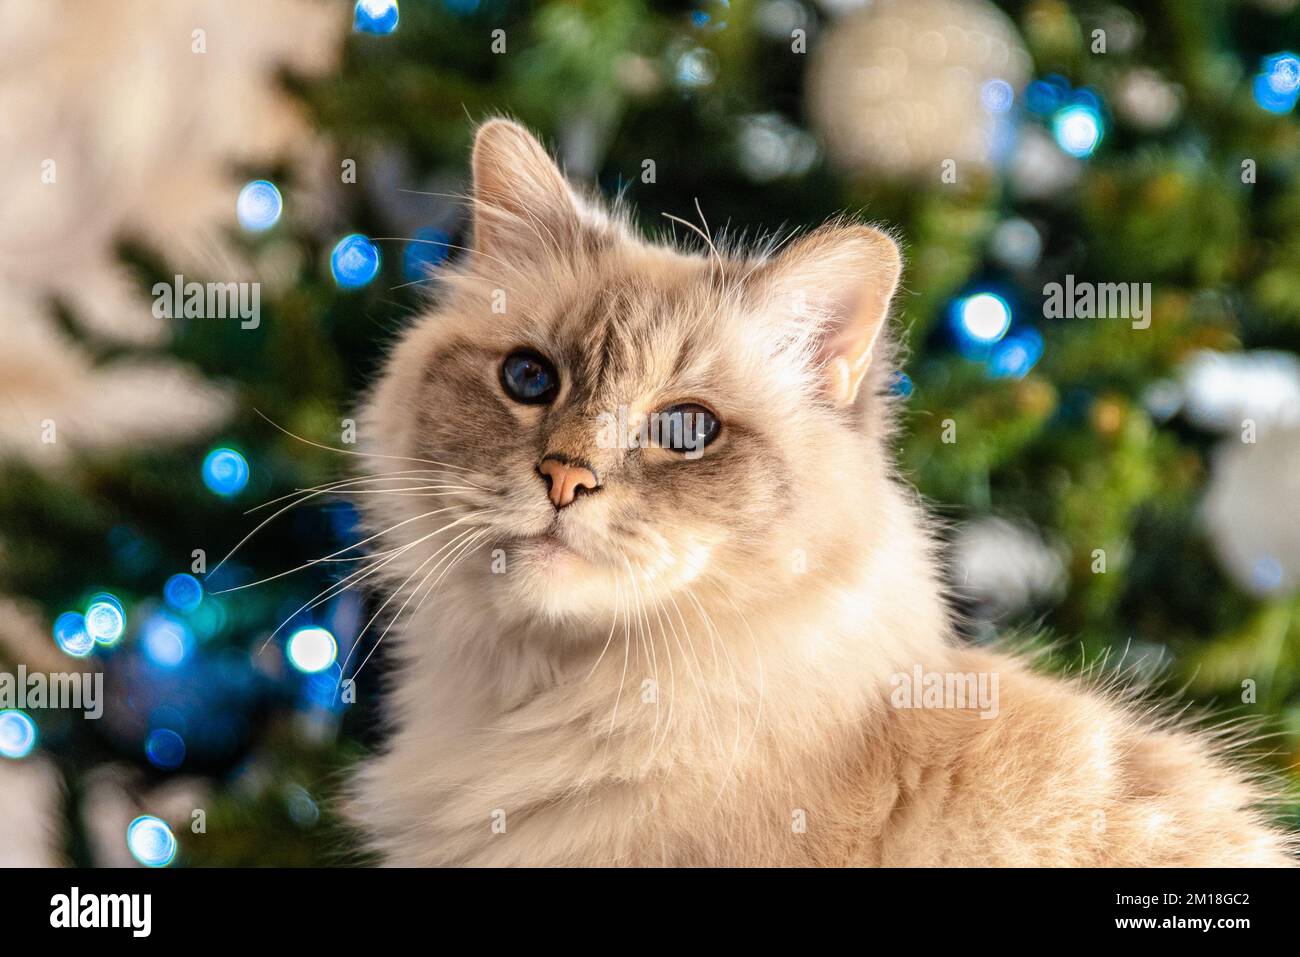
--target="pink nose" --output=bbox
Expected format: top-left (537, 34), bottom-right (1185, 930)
top-left (538, 458), bottom-right (599, 509)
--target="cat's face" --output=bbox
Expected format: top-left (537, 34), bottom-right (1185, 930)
top-left (361, 121), bottom-right (903, 629)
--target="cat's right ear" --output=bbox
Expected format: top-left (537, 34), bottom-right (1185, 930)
top-left (469, 119), bottom-right (600, 262)
top-left (755, 223), bottom-right (904, 407)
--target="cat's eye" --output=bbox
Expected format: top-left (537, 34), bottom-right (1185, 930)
top-left (656, 403), bottom-right (721, 453)
top-left (500, 349), bottom-right (560, 404)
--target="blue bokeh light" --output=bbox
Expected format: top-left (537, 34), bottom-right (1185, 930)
top-left (331, 234), bottom-right (381, 289)
top-left (163, 573), bottom-right (203, 612)
top-left (287, 626), bottom-right (338, 674)
top-left (691, 1), bottom-right (729, 31)
top-left (987, 328), bottom-right (1045, 379)
top-left (286, 785), bottom-right (321, 827)
top-left (1253, 53), bottom-right (1300, 114)
top-left (952, 292), bottom-right (1013, 355)
top-left (85, 596), bottom-right (126, 645)
top-left (1250, 556), bottom-right (1285, 593)
top-left (402, 227), bottom-right (450, 282)
top-left (1025, 75), bottom-right (1071, 115)
top-left (144, 729), bottom-right (187, 770)
top-left (202, 448), bottom-right (250, 497)
top-left (235, 179), bottom-right (283, 232)
top-left (1264, 52), bottom-right (1300, 93)
top-left (981, 79), bottom-right (1014, 114)
top-left (126, 815), bottom-right (177, 867)
top-left (1052, 103), bottom-right (1104, 158)
top-left (142, 614), bottom-right (191, 668)
top-left (0, 710), bottom-right (37, 759)
top-left (354, 0), bottom-right (399, 35)
top-left (53, 611), bottom-right (95, 657)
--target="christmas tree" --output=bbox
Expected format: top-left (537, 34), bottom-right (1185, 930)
top-left (1, 0), bottom-right (1297, 865)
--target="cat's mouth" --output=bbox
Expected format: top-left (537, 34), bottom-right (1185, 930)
top-left (505, 529), bottom-right (593, 565)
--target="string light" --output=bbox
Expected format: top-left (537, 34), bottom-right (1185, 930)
top-left (126, 815), bottom-right (177, 868)
top-left (354, 0), bottom-right (399, 35)
top-left (331, 234), bottom-right (381, 289)
top-left (235, 179), bottom-right (282, 232)
top-left (0, 710), bottom-right (37, 759)
top-left (202, 447), bottom-right (250, 497)
top-left (53, 611), bottom-right (94, 657)
top-left (287, 626), bottom-right (338, 674)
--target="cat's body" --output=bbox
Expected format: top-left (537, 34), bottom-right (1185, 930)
top-left (347, 121), bottom-right (1294, 866)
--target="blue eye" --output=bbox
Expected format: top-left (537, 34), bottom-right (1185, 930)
top-left (657, 403), bottom-right (722, 452)
top-left (501, 349), bottom-right (560, 404)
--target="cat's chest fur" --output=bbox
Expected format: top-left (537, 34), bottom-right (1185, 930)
top-left (348, 587), bottom-right (1293, 867)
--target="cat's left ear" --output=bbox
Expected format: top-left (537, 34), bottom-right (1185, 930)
top-left (469, 119), bottom-right (604, 262)
top-left (759, 224), bottom-right (903, 406)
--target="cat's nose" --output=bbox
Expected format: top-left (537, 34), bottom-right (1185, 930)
top-left (537, 456), bottom-right (600, 509)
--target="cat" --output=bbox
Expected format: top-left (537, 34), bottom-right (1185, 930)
top-left (345, 119), bottom-right (1295, 866)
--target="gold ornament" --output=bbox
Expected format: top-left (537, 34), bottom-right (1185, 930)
top-left (808, 0), bottom-right (1031, 179)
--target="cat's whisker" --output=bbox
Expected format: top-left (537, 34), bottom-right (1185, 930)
top-left (692, 197), bottom-right (722, 267)
top-left (255, 514), bottom-right (469, 654)
top-left (698, 573), bottom-right (767, 774)
top-left (217, 480), bottom-right (442, 579)
top-left (681, 587), bottom-right (746, 803)
top-left (338, 517), bottom-right (486, 683)
top-left (346, 525), bottom-right (488, 685)
top-left (258, 541), bottom-right (416, 654)
top-left (389, 271), bottom-right (519, 294)
top-left (251, 408), bottom-right (480, 473)
top-left (213, 505), bottom-right (468, 595)
top-left (662, 211), bottom-right (722, 273)
top-left (336, 485), bottom-right (481, 496)
top-left (245, 469), bottom-right (472, 515)
top-left (644, 591), bottom-right (680, 765)
top-left (585, 570), bottom-right (623, 681)
top-left (606, 565), bottom-right (633, 741)
top-left (387, 182), bottom-right (565, 263)
top-left (397, 185), bottom-right (568, 265)
top-left (621, 555), bottom-right (674, 764)
top-left (370, 234), bottom-right (528, 290)
top-left (409, 527), bottom-right (489, 618)
top-left (662, 589), bottom-right (726, 767)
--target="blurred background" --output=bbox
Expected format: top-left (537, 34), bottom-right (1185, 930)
top-left (1, 0), bottom-right (1298, 866)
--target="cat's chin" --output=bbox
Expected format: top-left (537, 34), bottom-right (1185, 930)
top-left (492, 533), bottom-right (621, 621)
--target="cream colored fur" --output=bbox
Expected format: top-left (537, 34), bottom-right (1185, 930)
top-left (346, 121), bottom-right (1295, 867)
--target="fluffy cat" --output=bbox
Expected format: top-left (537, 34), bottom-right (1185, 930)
top-left (346, 119), bottom-right (1295, 866)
